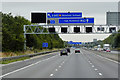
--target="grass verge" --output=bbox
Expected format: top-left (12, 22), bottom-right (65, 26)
top-left (0, 48), bottom-right (62, 57)
top-left (0, 48), bottom-right (63, 64)
top-left (0, 57), bottom-right (30, 64)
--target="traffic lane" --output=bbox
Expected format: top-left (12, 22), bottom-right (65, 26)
top-left (82, 49), bottom-right (118, 78)
top-left (102, 50), bottom-right (119, 54)
top-left (81, 49), bottom-right (118, 78)
top-left (3, 52), bottom-right (70, 78)
top-left (52, 52), bottom-right (101, 78)
top-left (110, 51), bottom-right (120, 54)
top-left (2, 51), bottom-right (60, 75)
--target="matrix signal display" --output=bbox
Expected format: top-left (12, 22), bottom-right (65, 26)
top-left (31, 13), bottom-right (46, 23)
top-left (86, 27), bottom-right (92, 33)
top-left (109, 27), bottom-right (116, 33)
top-left (74, 27), bottom-right (80, 33)
top-left (61, 27), bottom-right (67, 33)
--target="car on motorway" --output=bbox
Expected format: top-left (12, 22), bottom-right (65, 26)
top-left (97, 48), bottom-right (102, 51)
top-left (66, 48), bottom-right (70, 53)
top-left (60, 49), bottom-right (68, 56)
top-left (75, 48), bottom-right (80, 53)
top-left (106, 48), bottom-right (111, 52)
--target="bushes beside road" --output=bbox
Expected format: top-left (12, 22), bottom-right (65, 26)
top-left (103, 31), bottom-right (120, 50)
top-left (1, 12), bottom-right (64, 55)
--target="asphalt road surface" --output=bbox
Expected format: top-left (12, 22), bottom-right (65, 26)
top-left (110, 51), bottom-right (120, 54)
top-left (1, 48), bottom-right (118, 78)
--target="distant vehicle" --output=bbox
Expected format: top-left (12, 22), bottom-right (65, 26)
top-left (94, 46), bottom-right (98, 51)
top-left (97, 48), bottom-right (102, 51)
top-left (89, 48), bottom-right (92, 50)
top-left (66, 48), bottom-right (70, 53)
top-left (60, 49), bottom-right (68, 56)
top-left (103, 44), bottom-right (110, 51)
top-left (75, 48), bottom-right (80, 53)
top-left (97, 45), bottom-right (101, 48)
top-left (92, 48), bottom-right (94, 50)
top-left (101, 48), bottom-right (104, 51)
top-left (106, 48), bottom-right (111, 52)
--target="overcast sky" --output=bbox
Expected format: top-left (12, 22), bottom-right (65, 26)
top-left (1, 1), bottom-right (120, 42)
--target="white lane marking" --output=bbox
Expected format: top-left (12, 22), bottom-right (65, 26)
top-left (55, 69), bottom-right (58, 71)
top-left (0, 55), bottom-right (58, 78)
top-left (59, 66), bottom-right (61, 68)
top-left (50, 74), bottom-right (54, 77)
top-left (82, 49), bottom-right (120, 64)
top-left (1, 52), bottom-right (59, 67)
top-left (98, 73), bottom-right (102, 76)
top-left (62, 61), bottom-right (64, 64)
top-left (94, 68), bottom-right (98, 71)
top-left (96, 54), bottom-right (119, 64)
top-left (92, 65), bottom-right (94, 67)
top-left (90, 63), bottom-right (92, 65)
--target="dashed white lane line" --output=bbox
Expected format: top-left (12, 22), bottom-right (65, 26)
top-left (94, 68), bottom-right (98, 71)
top-left (88, 60), bottom-right (102, 77)
top-left (55, 69), bottom-right (58, 71)
top-left (92, 65), bottom-right (94, 67)
top-left (59, 66), bottom-right (61, 68)
top-left (81, 50), bottom-right (104, 77)
top-left (49, 56), bottom-right (68, 77)
top-left (0, 55), bottom-right (58, 78)
top-left (98, 73), bottom-right (102, 76)
top-left (90, 63), bottom-right (92, 64)
top-left (50, 74), bottom-right (54, 77)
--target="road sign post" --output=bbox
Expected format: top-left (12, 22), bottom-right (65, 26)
top-left (42, 43), bottom-right (48, 53)
top-left (24, 25), bottom-right (26, 50)
top-left (42, 43), bottom-right (48, 48)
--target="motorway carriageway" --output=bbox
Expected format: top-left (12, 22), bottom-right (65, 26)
top-left (0, 48), bottom-right (118, 78)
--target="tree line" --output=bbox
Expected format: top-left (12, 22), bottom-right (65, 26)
top-left (103, 30), bottom-right (120, 49)
top-left (2, 12), bottom-right (64, 52)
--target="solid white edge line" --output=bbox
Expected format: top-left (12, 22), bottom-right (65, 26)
top-left (95, 54), bottom-right (119, 64)
top-left (0, 55), bottom-right (58, 78)
top-left (82, 49), bottom-right (120, 64)
top-left (1, 52), bottom-right (59, 67)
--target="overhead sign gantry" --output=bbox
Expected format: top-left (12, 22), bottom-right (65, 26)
top-left (23, 11), bottom-right (120, 50)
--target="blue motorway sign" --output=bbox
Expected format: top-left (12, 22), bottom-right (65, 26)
top-left (42, 43), bottom-right (48, 47)
top-left (50, 20), bottom-right (55, 24)
top-left (68, 41), bottom-right (82, 44)
top-left (47, 12), bottom-right (82, 18)
top-left (59, 18), bottom-right (94, 24)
